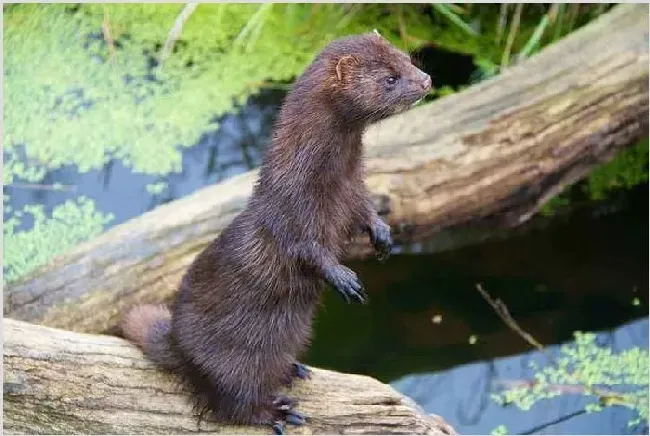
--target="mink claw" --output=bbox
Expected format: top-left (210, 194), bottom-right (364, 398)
top-left (269, 395), bottom-right (308, 434)
top-left (270, 411), bottom-right (306, 435)
top-left (324, 265), bottom-right (367, 304)
top-left (285, 410), bottom-right (307, 426)
top-left (272, 395), bottom-right (296, 410)
top-left (370, 221), bottom-right (392, 262)
top-left (376, 248), bottom-right (391, 263)
top-left (336, 281), bottom-right (367, 305)
top-left (272, 421), bottom-right (286, 435)
top-left (293, 362), bottom-right (312, 380)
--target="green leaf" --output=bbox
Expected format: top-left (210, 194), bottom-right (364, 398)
top-left (431, 3), bottom-right (479, 37)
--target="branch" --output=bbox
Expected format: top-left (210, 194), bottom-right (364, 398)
top-left (520, 409), bottom-right (588, 435)
top-left (6, 182), bottom-right (77, 192)
top-left (3, 318), bottom-right (456, 435)
top-left (496, 379), bottom-right (630, 405)
top-left (475, 283), bottom-right (546, 353)
top-left (477, 284), bottom-right (631, 406)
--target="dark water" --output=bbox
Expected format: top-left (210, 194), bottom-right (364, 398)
top-left (307, 185), bottom-right (648, 380)
top-left (304, 183), bottom-right (648, 434)
top-left (5, 48), bottom-right (648, 434)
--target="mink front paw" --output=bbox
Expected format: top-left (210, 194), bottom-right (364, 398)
top-left (324, 264), bottom-right (367, 304)
top-left (370, 219), bottom-right (392, 261)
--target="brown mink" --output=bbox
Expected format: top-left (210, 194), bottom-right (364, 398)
top-left (121, 31), bottom-right (432, 435)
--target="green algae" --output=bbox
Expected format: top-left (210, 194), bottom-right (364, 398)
top-left (2, 4), bottom-right (433, 183)
top-left (492, 331), bottom-right (649, 427)
top-left (3, 197), bottom-right (114, 284)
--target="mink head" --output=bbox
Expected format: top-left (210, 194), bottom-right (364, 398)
top-left (315, 32), bottom-right (433, 123)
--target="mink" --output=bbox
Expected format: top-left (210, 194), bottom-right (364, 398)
top-left (121, 31), bottom-right (432, 435)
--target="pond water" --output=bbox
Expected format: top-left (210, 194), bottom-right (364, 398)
top-left (392, 317), bottom-right (648, 435)
top-left (306, 183), bottom-right (648, 434)
top-left (5, 49), bottom-right (648, 434)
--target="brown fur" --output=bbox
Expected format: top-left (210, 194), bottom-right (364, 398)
top-left (120, 32), bottom-right (431, 432)
top-left (120, 304), bottom-right (170, 348)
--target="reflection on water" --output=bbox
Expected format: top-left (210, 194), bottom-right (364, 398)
top-left (4, 88), bottom-right (285, 231)
top-left (306, 187), bottom-right (647, 382)
top-left (392, 318), bottom-right (648, 435)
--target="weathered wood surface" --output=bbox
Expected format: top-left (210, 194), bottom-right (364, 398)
top-left (3, 318), bottom-right (456, 435)
top-left (5, 4), bottom-right (649, 334)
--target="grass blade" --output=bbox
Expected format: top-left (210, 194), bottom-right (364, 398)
top-left (500, 3), bottom-right (523, 69)
top-left (519, 14), bottom-right (549, 59)
top-left (432, 3), bottom-right (479, 37)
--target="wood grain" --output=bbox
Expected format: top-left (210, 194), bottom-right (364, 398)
top-left (3, 318), bottom-right (456, 435)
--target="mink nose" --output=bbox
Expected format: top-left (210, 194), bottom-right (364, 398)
top-left (419, 74), bottom-right (432, 91)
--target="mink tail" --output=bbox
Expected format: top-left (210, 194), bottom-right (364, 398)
top-left (120, 304), bottom-right (181, 370)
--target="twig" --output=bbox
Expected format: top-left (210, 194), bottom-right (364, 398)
top-left (7, 183), bottom-right (77, 192)
top-left (520, 409), bottom-right (588, 435)
top-left (500, 3), bottom-right (524, 69)
top-left (159, 2), bottom-right (198, 65)
top-left (475, 283), bottom-right (546, 352)
top-left (496, 379), bottom-right (629, 404)
top-left (102, 6), bottom-right (116, 62)
top-left (477, 284), bottom-right (631, 406)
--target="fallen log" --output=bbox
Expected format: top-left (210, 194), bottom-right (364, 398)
top-left (5, 4), bottom-right (649, 334)
top-left (2, 318), bottom-right (456, 435)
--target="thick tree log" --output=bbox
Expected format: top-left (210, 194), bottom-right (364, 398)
top-left (3, 318), bottom-right (455, 435)
top-left (5, 4), bottom-right (649, 334)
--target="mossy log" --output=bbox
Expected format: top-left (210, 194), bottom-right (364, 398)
top-left (2, 318), bottom-right (456, 435)
top-left (5, 4), bottom-right (649, 335)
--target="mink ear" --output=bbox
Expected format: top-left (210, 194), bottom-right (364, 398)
top-left (335, 55), bottom-right (360, 82)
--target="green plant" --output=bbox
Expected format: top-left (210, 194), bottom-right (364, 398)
top-left (492, 332), bottom-right (649, 429)
top-left (490, 424), bottom-right (509, 436)
top-left (428, 4), bottom-right (615, 77)
top-left (539, 137), bottom-right (649, 217)
top-left (3, 197), bottom-right (114, 284)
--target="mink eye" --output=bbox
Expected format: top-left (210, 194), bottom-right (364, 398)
top-left (385, 75), bottom-right (399, 85)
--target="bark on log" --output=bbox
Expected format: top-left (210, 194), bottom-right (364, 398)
top-left (3, 318), bottom-right (456, 435)
top-left (5, 4), bottom-right (649, 334)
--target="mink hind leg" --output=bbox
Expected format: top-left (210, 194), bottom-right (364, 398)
top-left (251, 394), bottom-right (308, 435)
top-left (183, 359), bottom-right (308, 434)
top-left (242, 362), bottom-right (308, 434)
